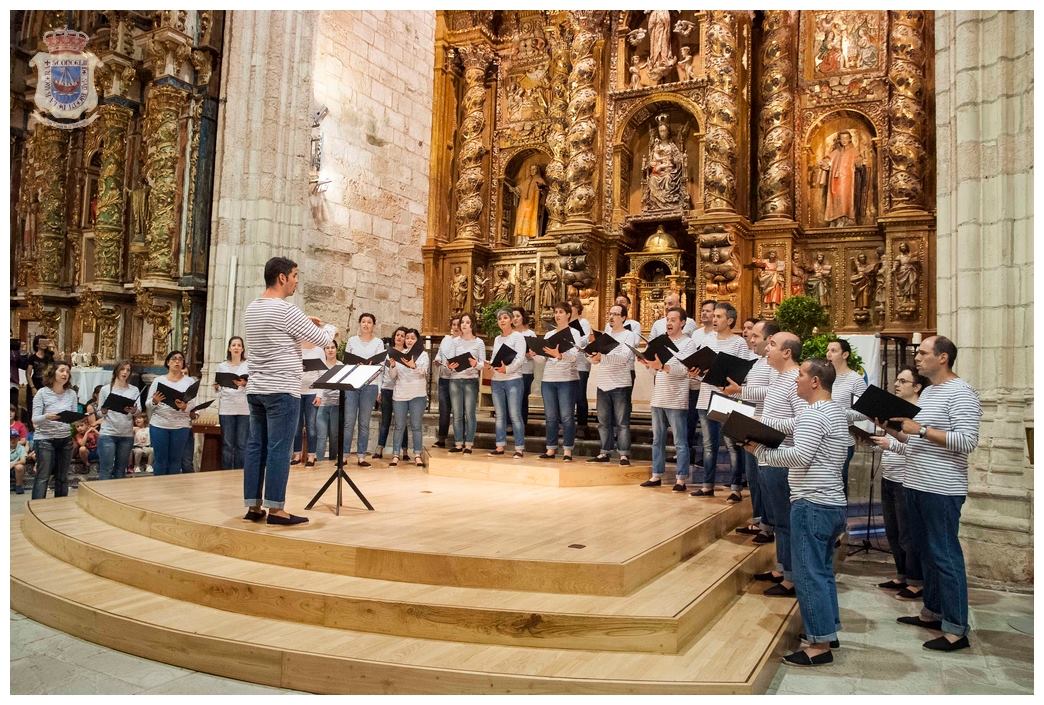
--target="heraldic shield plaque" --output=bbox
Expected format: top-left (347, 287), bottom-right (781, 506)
top-left (28, 28), bottom-right (102, 126)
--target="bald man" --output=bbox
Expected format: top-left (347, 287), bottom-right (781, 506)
top-left (649, 292), bottom-right (699, 339)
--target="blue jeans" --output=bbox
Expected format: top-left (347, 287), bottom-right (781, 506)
top-left (377, 389), bottom-right (407, 451)
top-left (491, 378), bottom-right (526, 450)
top-left (791, 499), bottom-right (846, 644)
top-left (521, 373), bottom-right (534, 427)
top-left (760, 465), bottom-right (792, 576)
top-left (313, 404), bottom-right (337, 460)
top-left (392, 396), bottom-right (426, 456)
top-left (687, 389), bottom-right (703, 457)
top-left (574, 371), bottom-right (590, 426)
top-left (293, 394), bottom-right (318, 455)
top-left (742, 450), bottom-right (763, 521)
top-left (244, 393), bottom-right (301, 510)
top-left (219, 414), bottom-right (250, 469)
top-left (97, 434), bottom-right (133, 480)
top-left (905, 488), bottom-right (969, 637)
top-left (342, 384), bottom-right (379, 457)
top-left (651, 406), bottom-right (689, 480)
top-left (841, 445), bottom-right (855, 497)
top-left (596, 386), bottom-right (631, 455)
top-left (448, 378), bottom-right (479, 446)
top-left (542, 380), bottom-right (576, 451)
top-left (881, 478), bottom-right (916, 583)
top-left (151, 426), bottom-right (192, 476)
top-left (437, 377), bottom-right (451, 443)
top-left (31, 436), bottom-right (73, 499)
top-left (700, 409), bottom-right (738, 488)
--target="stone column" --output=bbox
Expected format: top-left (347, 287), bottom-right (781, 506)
top-left (31, 124), bottom-right (70, 287)
top-left (141, 83), bottom-right (187, 280)
top-left (935, 10), bottom-right (1033, 585)
top-left (452, 44), bottom-right (495, 242)
top-left (93, 101), bottom-right (133, 283)
top-left (703, 11), bottom-right (742, 214)
top-left (887, 11), bottom-right (931, 215)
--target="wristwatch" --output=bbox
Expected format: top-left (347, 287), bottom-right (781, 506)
top-left (917, 425), bottom-right (929, 439)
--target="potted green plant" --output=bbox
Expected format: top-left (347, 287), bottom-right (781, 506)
top-left (773, 295), bottom-right (829, 342)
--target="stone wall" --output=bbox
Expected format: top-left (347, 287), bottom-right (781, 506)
top-left (204, 10), bottom-right (434, 375)
top-left (935, 10), bottom-right (1033, 586)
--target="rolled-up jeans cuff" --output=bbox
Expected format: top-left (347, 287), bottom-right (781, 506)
top-left (905, 578), bottom-right (923, 588)
top-left (783, 570), bottom-right (793, 583)
top-left (244, 498), bottom-right (261, 508)
top-left (942, 620), bottom-right (970, 638)
top-left (921, 606), bottom-right (943, 621)
top-left (262, 499), bottom-right (286, 510)
top-left (804, 630), bottom-right (839, 644)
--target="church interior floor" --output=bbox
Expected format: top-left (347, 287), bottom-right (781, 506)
top-left (9, 481), bottom-right (1033, 695)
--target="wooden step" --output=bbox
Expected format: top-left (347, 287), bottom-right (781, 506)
top-left (22, 498), bottom-right (776, 653)
top-left (74, 472), bottom-right (753, 596)
top-left (11, 518), bottom-right (800, 694)
top-left (426, 448), bottom-right (651, 486)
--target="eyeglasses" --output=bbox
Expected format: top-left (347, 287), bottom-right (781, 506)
top-left (895, 378), bottom-right (914, 385)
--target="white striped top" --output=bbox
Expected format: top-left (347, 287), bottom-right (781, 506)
top-left (604, 320), bottom-right (641, 370)
top-left (741, 357), bottom-right (778, 416)
top-left (518, 329), bottom-right (537, 375)
top-left (98, 383), bottom-right (142, 437)
top-left (434, 335), bottom-right (458, 380)
top-left (593, 328), bottom-right (638, 391)
top-left (215, 360), bottom-right (250, 416)
top-left (652, 335), bottom-right (700, 410)
top-left (650, 316), bottom-right (698, 339)
top-left (759, 367), bottom-right (807, 448)
top-left (388, 351), bottom-right (430, 401)
top-left (540, 327), bottom-right (584, 383)
top-left (880, 449), bottom-right (906, 483)
top-left (440, 336), bottom-right (486, 380)
top-left (831, 369), bottom-right (869, 448)
top-left (696, 333), bottom-right (752, 409)
top-left (755, 399), bottom-right (849, 507)
top-left (888, 378), bottom-right (981, 496)
top-left (30, 387), bottom-right (78, 440)
top-left (146, 374), bottom-right (197, 430)
top-left (243, 297), bottom-right (334, 397)
top-left (300, 346), bottom-right (326, 395)
top-left (490, 332), bottom-right (528, 382)
top-left (573, 318), bottom-right (594, 372)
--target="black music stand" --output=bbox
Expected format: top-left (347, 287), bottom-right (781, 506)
top-left (305, 364), bottom-right (383, 514)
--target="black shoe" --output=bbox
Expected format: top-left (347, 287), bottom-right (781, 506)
top-left (402, 452), bottom-right (410, 461)
top-left (783, 649), bottom-right (833, 666)
top-left (764, 583), bottom-right (796, 597)
top-left (619, 457), bottom-right (631, 466)
top-left (897, 615), bottom-right (942, 630)
top-left (462, 448), bottom-right (473, 455)
top-left (639, 478), bottom-right (662, 487)
top-left (290, 458), bottom-right (302, 466)
top-left (358, 459), bottom-right (371, 468)
top-left (587, 454), bottom-right (610, 463)
top-left (538, 452), bottom-right (556, 459)
top-left (672, 483), bottom-right (687, 492)
top-left (243, 509), bottom-right (266, 522)
top-left (895, 587), bottom-right (923, 601)
top-left (736, 525), bottom-right (761, 535)
top-left (726, 492), bottom-right (742, 503)
top-left (754, 571), bottom-right (784, 583)
top-left (433, 441), bottom-right (447, 448)
top-left (689, 488), bottom-right (714, 497)
top-left (266, 513), bottom-right (309, 526)
top-left (488, 449), bottom-right (506, 456)
top-left (512, 451), bottom-right (524, 459)
top-left (449, 446), bottom-right (463, 453)
top-left (799, 633), bottom-right (840, 649)
top-left (562, 455), bottom-right (573, 462)
top-left (878, 579), bottom-right (908, 590)
top-left (373, 449), bottom-right (383, 459)
top-left (305, 459), bottom-right (316, 467)
top-left (923, 635), bottom-right (970, 652)
top-left (752, 532), bottom-right (775, 544)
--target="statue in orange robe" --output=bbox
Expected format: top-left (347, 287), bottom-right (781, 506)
top-left (820, 131), bottom-right (859, 227)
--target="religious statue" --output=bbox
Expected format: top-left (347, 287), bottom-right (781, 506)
top-left (892, 241), bottom-right (920, 318)
top-left (492, 268), bottom-right (515, 303)
top-left (641, 114), bottom-right (689, 212)
top-left (129, 184), bottom-right (150, 241)
top-left (849, 252), bottom-right (877, 323)
top-left (872, 246), bottom-right (886, 324)
top-left (520, 266), bottom-right (536, 313)
top-left (506, 164), bottom-right (547, 245)
top-left (473, 266), bottom-right (490, 305)
top-left (818, 130), bottom-right (869, 227)
top-left (451, 266), bottom-right (468, 313)
top-left (676, 46), bottom-right (693, 82)
top-left (628, 55), bottom-right (644, 89)
top-left (645, 10), bottom-right (675, 83)
top-left (539, 261), bottom-right (560, 312)
top-left (790, 250), bottom-right (809, 297)
top-left (752, 250), bottom-right (785, 313)
top-left (806, 252), bottom-right (833, 308)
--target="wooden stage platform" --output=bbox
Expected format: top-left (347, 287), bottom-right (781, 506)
top-left (10, 457), bottom-right (800, 694)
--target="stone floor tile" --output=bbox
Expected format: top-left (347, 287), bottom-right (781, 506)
top-left (10, 654), bottom-right (142, 695)
top-left (141, 672), bottom-right (296, 695)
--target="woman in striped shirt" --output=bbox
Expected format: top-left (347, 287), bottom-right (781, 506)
top-left (442, 312), bottom-right (485, 454)
top-left (312, 341), bottom-right (342, 461)
top-left (96, 360), bottom-right (142, 480)
top-left (487, 310), bottom-right (528, 458)
top-left (511, 307), bottom-right (538, 427)
top-left (145, 350), bottom-right (198, 476)
top-left (213, 336), bottom-right (249, 469)
top-left (342, 313), bottom-right (385, 466)
top-left (30, 360), bottom-right (78, 499)
top-left (387, 328), bottom-right (429, 467)
top-left (538, 303), bottom-right (584, 461)
top-left (374, 327), bottom-right (409, 460)
top-left (826, 338), bottom-right (868, 496)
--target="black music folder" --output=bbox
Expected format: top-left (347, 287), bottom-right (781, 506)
top-left (568, 318), bottom-right (586, 335)
top-left (851, 384), bottom-right (921, 425)
top-left (543, 327), bottom-right (576, 354)
top-left (849, 424), bottom-right (878, 445)
top-left (214, 372), bottom-right (248, 388)
top-left (641, 334), bottom-right (680, 363)
top-left (190, 399), bottom-right (215, 412)
top-left (55, 410), bottom-right (88, 423)
top-left (524, 336), bottom-right (545, 355)
top-left (342, 351), bottom-right (387, 366)
top-left (702, 351), bottom-right (758, 387)
top-left (624, 322), bottom-right (638, 333)
top-left (387, 343), bottom-right (423, 364)
top-left (677, 345), bottom-right (717, 372)
top-left (721, 412), bottom-right (786, 448)
top-left (302, 356), bottom-right (328, 372)
top-left (706, 390), bottom-right (756, 424)
top-left (585, 330), bottom-right (621, 356)
top-left (490, 344), bottom-right (518, 368)
top-left (156, 380), bottom-right (200, 408)
top-left (100, 391), bottom-right (138, 413)
top-left (445, 351), bottom-right (477, 369)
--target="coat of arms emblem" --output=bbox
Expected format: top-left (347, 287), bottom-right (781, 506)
top-left (28, 28), bottom-right (102, 126)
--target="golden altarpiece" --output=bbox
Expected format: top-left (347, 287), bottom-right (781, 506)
top-left (10, 10), bottom-right (223, 369)
top-left (422, 10), bottom-right (935, 336)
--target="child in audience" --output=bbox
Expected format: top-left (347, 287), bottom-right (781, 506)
top-left (131, 415), bottom-right (153, 474)
top-left (10, 404), bottom-right (28, 442)
top-left (74, 420), bottom-right (100, 468)
top-left (10, 428), bottom-right (26, 494)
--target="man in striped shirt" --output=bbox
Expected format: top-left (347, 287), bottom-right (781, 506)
top-left (876, 336), bottom-right (981, 652)
top-left (242, 257), bottom-right (334, 526)
top-left (588, 304), bottom-right (638, 465)
top-left (746, 358), bottom-right (849, 667)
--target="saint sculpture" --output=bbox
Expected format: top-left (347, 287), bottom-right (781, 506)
top-left (506, 164), bottom-right (547, 246)
top-left (642, 114), bottom-right (689, 212)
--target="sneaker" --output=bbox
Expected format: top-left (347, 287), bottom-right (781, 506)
top-left (586, 454), bottom-right (610, 463)
top-left (145, 465), bottom-right (154, 474)
top-left (619, 457), bottom-right (631, 466)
